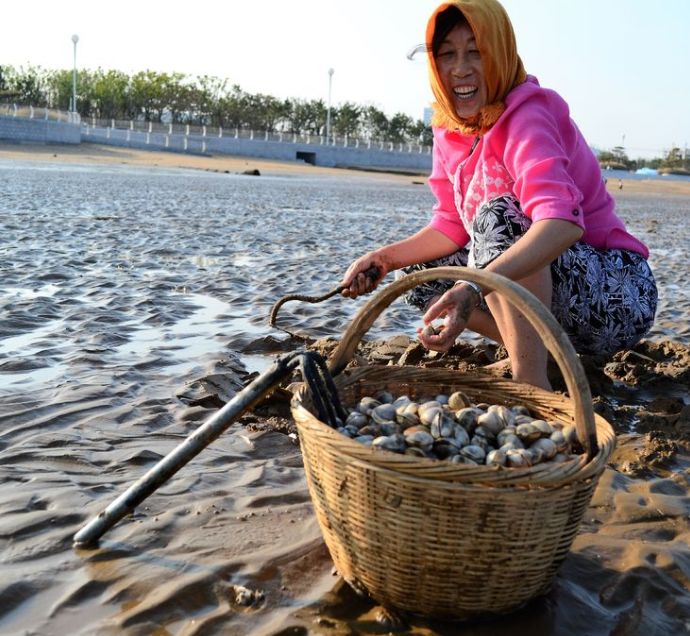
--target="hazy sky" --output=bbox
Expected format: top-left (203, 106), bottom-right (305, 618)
top-left (3, 0), bottom-right (688, 158)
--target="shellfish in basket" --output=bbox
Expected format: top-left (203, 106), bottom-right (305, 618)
top-left (335, 391), bottom-right (582, 467)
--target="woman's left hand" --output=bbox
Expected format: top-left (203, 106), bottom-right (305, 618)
top-left (417, 283), bottom-right (479, 352)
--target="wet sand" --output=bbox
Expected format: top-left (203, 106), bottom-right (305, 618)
top-left (1, 144), bottom-right (689, 635)
top-left (0, 142), bottom-right (426, 181)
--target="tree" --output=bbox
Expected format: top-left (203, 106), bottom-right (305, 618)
top-left (333, 101), bottom-right (361, 137)
top-left (6, 65), bottom-right (48, 105)
top-left (388, 112), bottom-right (415, 143)
top-left (360, 105), bottom-right (389, 141)
top-left (408, 119), bottom-right (432, 145)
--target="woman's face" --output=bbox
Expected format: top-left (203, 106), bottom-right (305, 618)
top-left (435, 23), bottom-right (488, 119)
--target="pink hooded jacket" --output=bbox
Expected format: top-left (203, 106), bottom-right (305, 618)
top-left (428, 75), bottom-right (649, 258)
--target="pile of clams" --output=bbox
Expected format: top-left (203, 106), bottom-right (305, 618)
top-left (336, 391), bottom-right (581, 467)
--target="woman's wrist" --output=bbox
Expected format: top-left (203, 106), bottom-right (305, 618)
top-left (452, 280), bottom-right (483, 307)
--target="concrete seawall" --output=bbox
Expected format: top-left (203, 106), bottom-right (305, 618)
top-left (1, 110), bottom-right (433, 172)
top-left (0, 115), bottom-right (81, 144)
top-left (83, 125), bottom-right (433, 172)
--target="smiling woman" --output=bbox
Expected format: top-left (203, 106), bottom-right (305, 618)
top-left (339, 0), bottom-right (658, 391)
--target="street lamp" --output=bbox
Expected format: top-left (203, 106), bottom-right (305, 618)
top-left (71, 34), bottom-right (79, 113)
top-left (326, 68), bottom-right (334, 142)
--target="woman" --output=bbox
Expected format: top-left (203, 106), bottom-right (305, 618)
top-left (341, 0), bottom-right (657, 390)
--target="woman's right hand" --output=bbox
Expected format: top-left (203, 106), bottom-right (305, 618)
top-left (340, 250), bottom-right (388, 298)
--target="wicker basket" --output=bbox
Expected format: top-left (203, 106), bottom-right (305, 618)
top-left (291, 267), bottom-right (616, 619)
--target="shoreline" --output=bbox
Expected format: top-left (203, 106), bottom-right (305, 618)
top-left (2, 141), bottom-right (690, 195)
top-left (0, 141), bottom-right (426, 183)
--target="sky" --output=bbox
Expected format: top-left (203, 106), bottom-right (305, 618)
top-left (2, 0), bottom-right (688, 159)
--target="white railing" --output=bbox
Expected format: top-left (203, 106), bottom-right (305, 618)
top-left (0, 104), bottom-right (80, 124)
top-left (82, 116), bottom-right (432, 155)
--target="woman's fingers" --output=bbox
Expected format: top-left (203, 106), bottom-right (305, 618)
top-left (341, 256), bottom-right (384, 298)
top-left (417, 324), bottom-right (456, 352)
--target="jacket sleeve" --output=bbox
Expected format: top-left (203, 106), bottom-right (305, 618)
top-left (501, 96), bottom-right (586, 231)
top-left (427, 130), bottom-right (471, 247)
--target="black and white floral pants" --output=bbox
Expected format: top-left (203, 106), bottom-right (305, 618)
top-left (403, 195), bottom-right (657, 356)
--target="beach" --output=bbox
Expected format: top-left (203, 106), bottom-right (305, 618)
top-left (1, 142), bottom-right (689, 635)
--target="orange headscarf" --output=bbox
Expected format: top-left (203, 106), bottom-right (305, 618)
top-left (427, 0), bottom-right (526, 135)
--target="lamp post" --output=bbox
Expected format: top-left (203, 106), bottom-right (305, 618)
top-left (326, 67), bottom-right (334, 142)
top-left (71, 34), bottom-right (79, 113)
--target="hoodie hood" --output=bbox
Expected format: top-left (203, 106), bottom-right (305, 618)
top-left (427, 0), bottom-right (526, 136)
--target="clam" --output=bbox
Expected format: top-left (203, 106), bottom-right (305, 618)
top-left (486, 449), bottom-right (507, 467)
top-left (474, 425), bottom-right (497, 445)
top-left (562, 425), bottom-right (578, 445)
top-left (506, 448), bottom-right (532, 467)
top-left (471, 435), bottom-right (491, 452)
top-left (429, 411), bottom-right (456, 439)
top-left (514, 414), bottom-right (536, 426)
top-left (452, 424), bottom-right (470, 447)
top-left (477, 410), bottom-right (504, 436)
top-left (455, 407), bottom-right (483, 432)
top-left (460, 444), bottom-right (486, 463)
top-left (531, 420), bottom-right (554, 437)
top-left (530, 438), bottom-right (557, 460)
top-left (396, 410), bottom-right (420, 428)
top-left (550, 430), bottom-right (568, 453)
top-left (528, 447), bottom-right (544, 464)
top-left (516, 423), bottom-right (542, 444)
top-left (371, 403), bottom-right (397, 425)
top-left (337, 426), bottom-right (355, 438)
top-left (421, 323), bottom-right (442, 338)
top-left (395, 402), bottom-right (420, 427)
top-left (402, 424), bottom-right (430, 435)
top-left (404, 429), bottom-right (434, 452)
top-left (499, 440), bottom-right (524, 453)
top-left (497, 433), bottom-right (524, 450)
top-left (393, 395), bottom-right (412, 408)
top-left (345, 412), bottom-right (368, 429)
top-left (419, 403), bottom-right (443, 426)
top-left (435, 394), bottom-right (449, 405)
top-left (358, 424), bottom-right (380, 437)
top-left (448, 391), bottom-right (471, 410)
top-left (357, 397), bottom-right (381, 415)
top-left (487, 404), bottom-right (515, 429)
top-left (496, 428), bottom-right (517, 447)
top-left (433, 439), bottom-right (460, 459)
top-left (511, 404), bottom-right (532, 417)
top-left (379, 422), bottom-right (400, 436)
top-left (372, 434), bottom-right (406, 453)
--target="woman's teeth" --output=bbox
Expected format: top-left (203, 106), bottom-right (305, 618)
top-left (454, 87), bottom-right (477, 100)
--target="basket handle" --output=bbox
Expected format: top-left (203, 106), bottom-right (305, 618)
top-left (328, 267), bottom-right (598, 459)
